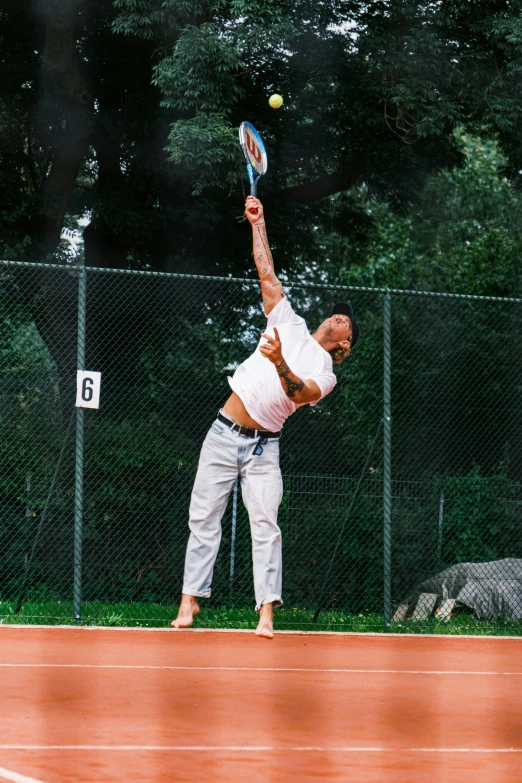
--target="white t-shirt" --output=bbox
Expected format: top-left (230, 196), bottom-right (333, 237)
top-left (228, 297), bottom-right (337, 431)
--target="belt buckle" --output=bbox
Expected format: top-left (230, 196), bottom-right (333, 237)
top-left (237, 424), bottom-right (243, 437)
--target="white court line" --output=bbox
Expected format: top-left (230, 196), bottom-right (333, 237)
top-left (0, 766), bottom-right (46, 783)
top-left (0, 663), bottom-right (520, 675)
top-left (0, 745), bottom-right (521, 753)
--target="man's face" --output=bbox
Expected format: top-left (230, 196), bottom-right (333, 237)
top-left (321, 313), bottom-right (353, 346)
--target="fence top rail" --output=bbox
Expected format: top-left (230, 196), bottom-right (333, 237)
top-left (1, 258), bottom-right (522, 304)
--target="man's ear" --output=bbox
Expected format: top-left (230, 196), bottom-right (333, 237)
top-left (339, 339), bottom-right (351, 353)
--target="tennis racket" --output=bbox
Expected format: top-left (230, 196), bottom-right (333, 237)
top-left (239, 121), bottom-right (267, 215)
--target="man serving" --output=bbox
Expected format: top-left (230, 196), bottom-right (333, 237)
top-left (172, 196), bottom-right (359, 638)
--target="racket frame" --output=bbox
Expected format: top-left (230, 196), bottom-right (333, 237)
top-left (239, 121), bottom-right (268, 202)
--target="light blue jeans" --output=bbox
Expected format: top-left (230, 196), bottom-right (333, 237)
top-left (182, 416), bottom-right (283, 611)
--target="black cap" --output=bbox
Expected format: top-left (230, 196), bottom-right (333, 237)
top-left (332, 302), bottom-right (360, 347)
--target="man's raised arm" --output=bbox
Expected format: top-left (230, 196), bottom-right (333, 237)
top-left (244, 196), bottom-right (284, 316)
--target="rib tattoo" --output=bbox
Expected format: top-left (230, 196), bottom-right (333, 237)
top-left (276, 359), bottom-right (304, 398)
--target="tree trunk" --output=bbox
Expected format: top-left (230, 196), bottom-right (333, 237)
top-left (36, 0), bottom-right (93, 255)
top-left (22, 2), bottom-right (94, 414)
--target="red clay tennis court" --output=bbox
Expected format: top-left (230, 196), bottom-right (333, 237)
top-left (0, 626), bottom-right (521, 783)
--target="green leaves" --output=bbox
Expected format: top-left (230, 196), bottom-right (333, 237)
top-left (153, 23), bottom-right (245, 114)
top-left (167, 114), bottom-right (240, 194)
top-left (443, 470), bottom-right (521, 564)
top-left (112, 0), bottom-right (226, 39)
top-left (144, 3), bottom-right (291, 192)
top-left (326, 132), bottom-right (522, 298)
top-left (5, 0), bottom-right (522, 277)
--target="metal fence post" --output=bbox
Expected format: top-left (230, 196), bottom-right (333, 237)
top-left (438, 490), bottom-right (445, 566)
top-left (74, 265), bottom-right (87, 620)
top-left (383, 292), bottom-right (392, 627)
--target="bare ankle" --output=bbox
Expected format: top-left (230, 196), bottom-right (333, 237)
top-left (171, 594), bottom-right (200, 628)
top-left (181, 593), bottom-right (199, 609)
top-left (255, 602), bottom-right (274, 639)
top-left (259, 602), bottom-right (274, 618)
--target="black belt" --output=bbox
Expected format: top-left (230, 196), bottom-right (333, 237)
top-left (217, 412), bottom-right (281, 439)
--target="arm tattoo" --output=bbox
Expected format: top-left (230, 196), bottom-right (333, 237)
top-left (255, 223), bottom-right (273, 265)
top-left (276, 359), bottom-right (305, 398)
top-left (253, 221), bottom-right (282, 309)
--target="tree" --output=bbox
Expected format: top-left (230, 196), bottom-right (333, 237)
top-left (3, 0), bottom-right (522, 418)
top-left (112, 0), bottom-right (522, 269)
top-left (322, 133), bottom-right (522, 297)
top-left (2, 0), bottom-right (522, 275)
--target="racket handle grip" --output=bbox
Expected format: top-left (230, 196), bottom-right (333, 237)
top-left (249, 179), bottom-right (259, 214)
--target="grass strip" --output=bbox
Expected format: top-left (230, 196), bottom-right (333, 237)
top-left (1, 601), bottom-right (522, 636)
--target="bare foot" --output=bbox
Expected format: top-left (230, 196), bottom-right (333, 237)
top-left (255, 602), bottom-right (274, 639)
top-left (171, 594), bottom-right (200, 628)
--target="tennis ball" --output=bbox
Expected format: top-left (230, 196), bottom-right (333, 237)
top-left (269, 94), bottom-right (283, 109)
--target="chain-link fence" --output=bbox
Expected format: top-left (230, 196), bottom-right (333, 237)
top-left (1, 259), bottom-right (522, 631)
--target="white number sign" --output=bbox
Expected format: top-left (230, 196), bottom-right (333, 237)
top-left (76, 371), bottom-right (102, 409)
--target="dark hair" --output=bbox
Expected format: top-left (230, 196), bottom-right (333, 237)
top-left (329, 345), bottom-right (350, 365)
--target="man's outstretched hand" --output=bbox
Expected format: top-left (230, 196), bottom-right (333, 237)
top-left (260, 328), bottom-right (283, 365)
top-left (245, 196), bottom-right (264, 225)
top-left (260, 327), bottom-right (315, 402)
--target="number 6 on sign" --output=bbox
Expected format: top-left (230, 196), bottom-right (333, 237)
top-left (76, 371), bottom-right (102, 409)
